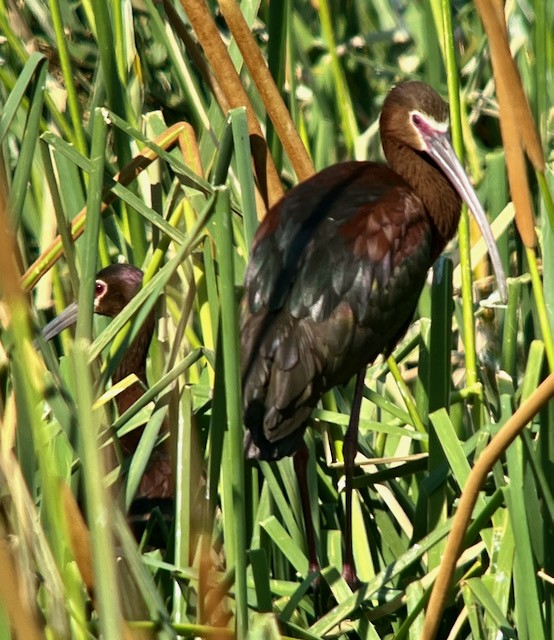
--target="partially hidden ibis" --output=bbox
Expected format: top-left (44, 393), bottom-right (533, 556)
top-left (241, 81), bottom-right (507, 585)
top-left (43, 264), bottom-right (173, 537)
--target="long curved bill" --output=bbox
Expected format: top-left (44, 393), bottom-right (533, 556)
top-left (42, 302), bottom-right (79, 341)
top-left (425, 131), bottom-right (508, 303)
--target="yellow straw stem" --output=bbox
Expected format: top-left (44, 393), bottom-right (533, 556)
top-left (60, 481), bottom-right (94, 592)
top-left (178, 123), bottom-right (204, 176)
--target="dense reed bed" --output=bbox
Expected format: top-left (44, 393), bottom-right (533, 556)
top-left (0, 0), bottom-right (552, 638)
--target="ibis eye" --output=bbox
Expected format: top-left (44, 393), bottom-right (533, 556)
top-left (95, 281), bottom-right (106, 298)
top-left (412, 113), bottom-right (423, 127)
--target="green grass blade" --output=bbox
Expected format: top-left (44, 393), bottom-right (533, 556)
top-left (214, 186), bottom-right (248, 635)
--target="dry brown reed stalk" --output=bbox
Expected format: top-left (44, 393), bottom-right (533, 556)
top-left (60, 481), bottom-right (95, 592)
top-left (218, 0), bottom-right (315, 182)
top-left (177, 0), bottom-right (284, 212)
top-left (421, 372), bottom-right (554, 640)
top-left (474, 0), bottom-right (545, 247)
top-left (492, 68), bottom-right (536, 247)
top-left (0, 179), bottom-right (65, 639)
top-left (0, 539), bottom-right (43, 640)
top-left (479, 0), bottom-right (544, 172)
top-left (0, 164), bottom-right (26, 304)
top-left (178, 120), bottom-right (205, 176)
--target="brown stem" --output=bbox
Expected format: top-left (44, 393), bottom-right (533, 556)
top-left (61, 483), bottom-right (146, 640)
top-left (0, 167), bottom-right (26, 303)
top-left (218, 0), bottom-right (315, 182)
top-left (474, 0), bottom-right (543, 248)
top-left (178, 124), bottom-right (204, 176)
top-left (474, 0), bottom-right (544, 172)
top-left (178, 0), bottom-right (284, 210)
top-left (493, 52), bottom-right (536, 248)
top-left (421, 373), bottom-right (554, 640)
top-left (0, 539), bottom-right (43, 640)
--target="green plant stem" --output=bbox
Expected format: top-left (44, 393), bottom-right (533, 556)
top-left (48, 0), bottom-right (87, 155)
top-left (501, 279), bottom-right (521, 379)
top-left (537, 170), bottom-right (554, 231)
top-left (112, 0), bottom-right (126, 84)
top-left (526, 246), bottom-right (554, 371)
top-left (0, 8), bottom-right (75, 142)
top-left (534, 0), bottom-right (548, 144)
top-left (230, 108), bottom-right (258, 251)
top-left (93, 0), bottom-right (144, 263)
top-left (266, 0), bottom-right (289, 172)
top-left (8, 55), bottom-right (47, 228)
top-left (76, 108), bottom-right (107, 341)
top-left (65, 110), bottom-right (124, 630)
top-left (93, 0), bottom-right (125, 123)
top-left (214, 187), bottom-right (248, 636)
top-left (72, 343), bottom-right (123, 639)
top-left (148, 201), bottom-right (185, 276)
top-left (317, 0), bottom-right (357, 155)
top-left (387, 356), bottom-right (428, 444)
top-left (439, 0), bottom-right (479, 404)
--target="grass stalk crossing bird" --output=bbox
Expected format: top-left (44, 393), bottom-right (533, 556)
top-left (241, 81), bottom-right (507, 585)
top-left (42, 264), bottom-right (173, 538)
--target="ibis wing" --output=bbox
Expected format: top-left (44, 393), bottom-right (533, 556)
top-left (241, 162), bottom-right (433, 460)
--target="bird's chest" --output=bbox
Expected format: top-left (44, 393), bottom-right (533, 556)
top-left (322, 240), bottom-right (431, 389)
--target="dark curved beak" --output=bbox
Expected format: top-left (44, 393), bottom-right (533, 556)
top-left (425, 131), bottom-right (508, 303)
top-left (42, 302), bottom-right (79, 341)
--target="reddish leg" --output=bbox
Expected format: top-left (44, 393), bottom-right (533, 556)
top-left (342, 368), bottom-right (366, 587)
top-left (293, 443), bottom-right (319, 575)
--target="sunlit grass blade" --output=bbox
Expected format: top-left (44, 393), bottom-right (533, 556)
top-left (8, 55), bottom-right (47, 226)
top-left (213, 186), bottom-right (248, 635)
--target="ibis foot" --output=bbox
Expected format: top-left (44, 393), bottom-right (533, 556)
top-left (342, 563), bottom-right (360, 590)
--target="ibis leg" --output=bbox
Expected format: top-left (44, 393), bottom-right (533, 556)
top-left (342, 368), bottom-right (366, 587)
top-left (293, 443), bottom-right (319, 575)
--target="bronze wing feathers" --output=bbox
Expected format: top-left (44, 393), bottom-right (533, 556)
top-left (242, 161), bottom-right (432, 460)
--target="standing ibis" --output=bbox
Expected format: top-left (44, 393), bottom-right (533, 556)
top-left (241, 81), bottom-right (507, 584)
top-left (42, 264), bottom-right (172, 537)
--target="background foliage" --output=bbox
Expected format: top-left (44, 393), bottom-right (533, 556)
top-left (0, 0), bottom-right (553, 638)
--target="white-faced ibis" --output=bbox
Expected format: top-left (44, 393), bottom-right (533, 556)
top-left (241, 81), bottom-right (507, 585)
top-left (43, 263), bottom-right (172, 537)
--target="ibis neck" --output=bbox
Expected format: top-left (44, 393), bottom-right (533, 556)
top-left (112, 312), bottom-right (156, 418)
top-left (383, 139), bottom-right (462, 255)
